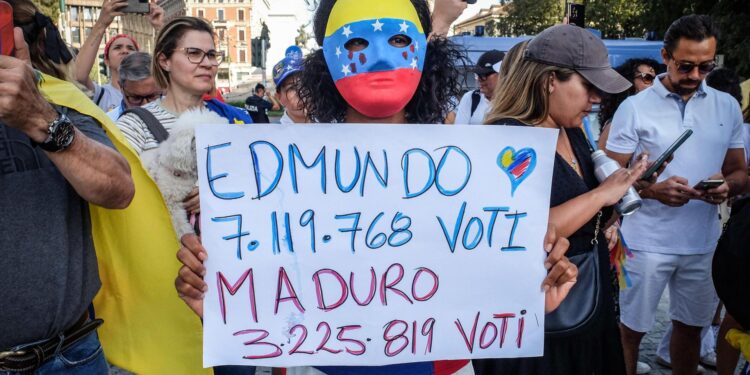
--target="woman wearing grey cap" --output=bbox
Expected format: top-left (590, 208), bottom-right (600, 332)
top-left (475, 24), bottom-right (649, 375)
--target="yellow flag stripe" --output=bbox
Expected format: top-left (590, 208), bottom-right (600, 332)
top-left (325, 0), bottom-right (424, 37)
top-left (39, 74), bottom-right (210, 375)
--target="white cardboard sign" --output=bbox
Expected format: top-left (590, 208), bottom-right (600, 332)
top-left (196, 123), bottom-right (557, 367)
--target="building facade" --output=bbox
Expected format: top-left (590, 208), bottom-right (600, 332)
top-left (58, 0), bottom-right (122, 84)
top-left (59, 0), bottom-right (162, 84)
top-left (453, 4), bottom-right (509, 36)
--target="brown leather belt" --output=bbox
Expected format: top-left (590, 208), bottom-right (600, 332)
top-left (0, 315), bottom-right (104, 372)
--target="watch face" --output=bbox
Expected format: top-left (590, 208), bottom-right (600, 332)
top-left (53, 115), bottom-right (75, 149)
top-left (39, 112), bottom-right (75, 152)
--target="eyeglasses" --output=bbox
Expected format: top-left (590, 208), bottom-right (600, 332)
top-left (634, 72), bottom-right (656, 84)
top-left (177, 47), bottom-right (224, 65)
top-left (668, 54), bottom-right (716, 75)
top-left (124, 92), bottom-right (162, 105)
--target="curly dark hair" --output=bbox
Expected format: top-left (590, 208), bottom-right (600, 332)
top-left (298, 0), bottom-right (466, 123)
top-left (706, 67), bottom-right (743, 105)
top-left (598, 58), bottom-right (662, 128)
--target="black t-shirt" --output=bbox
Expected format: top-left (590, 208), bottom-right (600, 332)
top-left (244, 95), bottom-right (273, 123)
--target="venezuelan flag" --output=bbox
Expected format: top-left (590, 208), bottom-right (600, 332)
top-left (322, 0), bottom-right (427, 118)
top-left (39, 74), bottom-right (210, 375)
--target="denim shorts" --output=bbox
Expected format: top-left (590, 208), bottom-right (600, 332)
top-left (1, 331), bottom-right (109, 375)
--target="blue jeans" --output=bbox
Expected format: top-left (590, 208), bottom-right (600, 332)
top-left (213, 365), bottom-right (257, 375)
top-left (1, 331), bottom-right (108, 375)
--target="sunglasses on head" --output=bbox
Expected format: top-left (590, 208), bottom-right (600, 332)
top-left (668, 54), bottom-right (717, 74)
top-left (634, 72), bottom-right (655, 84)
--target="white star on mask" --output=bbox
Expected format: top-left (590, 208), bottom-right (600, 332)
top-left (410, 58), bottom-right (418, 69)
top-left (342, 25), bottom-right (353, 38)
top-left (335, 46), bottom-right (342, 58)
top-left (341, 64), bottom-right (351, 76)
top-left (399, 21), bottom-right (409, 33)
top-left (372, 19), bottom-right (384, 31)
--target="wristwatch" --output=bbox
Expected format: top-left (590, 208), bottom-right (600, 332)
top-left (35, 109), bottom-right (76, 152)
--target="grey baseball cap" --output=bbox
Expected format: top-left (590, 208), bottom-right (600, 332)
top-left (525, 24), bottom-right (631, 94)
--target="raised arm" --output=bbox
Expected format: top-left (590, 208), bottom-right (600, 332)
top-left (430, 0), bottom-right (468, 38)
top-left (74, 0), bottom-right (127, 90)
top-left (0, 56), bottom-right (134, 208)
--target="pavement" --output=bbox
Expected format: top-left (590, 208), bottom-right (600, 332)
top-left (110, 290), bottom-right (747, 374)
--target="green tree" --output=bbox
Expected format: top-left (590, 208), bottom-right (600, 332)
top-left (707, 0), bottom-right (750, 78)
top-left (31, 0), bottom-right (60, 24)
top-left (584, 0), bottom-right (646, 39)
top-left (637, 0), bottom-right (748, 77)
top-left (506, 0), bottom-right (564, 36)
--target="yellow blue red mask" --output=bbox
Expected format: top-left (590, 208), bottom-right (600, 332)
top-left (323, 0), bottom-right (427, 118)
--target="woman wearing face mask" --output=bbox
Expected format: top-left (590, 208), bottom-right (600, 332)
top-left (175, 2), bottom-right (577, 374)
top-left (474, 25), bottom-right (649, 375)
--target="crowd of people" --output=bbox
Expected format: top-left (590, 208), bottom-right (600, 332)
top-left (1, 0), bottom-right (749, 374)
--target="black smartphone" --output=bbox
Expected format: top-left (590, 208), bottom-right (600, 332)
top-left (694, 179), bottom-right (724, 190)
top-left (465, 0), bottom-right (477, 4)
top-left (122, 0), bottom-right (149, 14)
top-left (639, 129), bottom-right (693, 180)
top-left (566, 2), bottom-right (585, 28)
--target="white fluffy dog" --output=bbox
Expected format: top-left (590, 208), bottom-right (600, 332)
top-left (142, 108), bottom-right (226, 239)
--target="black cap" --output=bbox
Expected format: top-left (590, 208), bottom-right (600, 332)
top-left (525, 24), bottom-right (631, 94)
top-left (472, 50), bottom-right (505, 75)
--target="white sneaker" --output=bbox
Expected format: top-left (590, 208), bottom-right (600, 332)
top-left (700, 351), bottom-right (717, 368)
top-left (636, 361), bottom-right (652, 374)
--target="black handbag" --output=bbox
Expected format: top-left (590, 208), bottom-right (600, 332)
top-left (545, 211), bottom-right (602, 337)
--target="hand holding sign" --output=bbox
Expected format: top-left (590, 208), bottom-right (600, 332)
top-left (195, 123), bottom-right (558, 367)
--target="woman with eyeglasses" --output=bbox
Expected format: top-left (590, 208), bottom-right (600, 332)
top-left (597, 58), bottom-right (661, 151)
top-left (115, 16), bottom-right (253, 375)
top-left (117, 16), bottom-right (250, 156)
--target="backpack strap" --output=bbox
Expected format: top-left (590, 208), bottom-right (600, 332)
top-left (94, 87), bottom-right (106, 106)
top-left (120, 107), bottom-right (169, 143)
top-left (470, 89), bottom-right (481, 117)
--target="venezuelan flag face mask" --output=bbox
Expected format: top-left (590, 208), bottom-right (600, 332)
top-left (322, 0), bottom-right (427, 119)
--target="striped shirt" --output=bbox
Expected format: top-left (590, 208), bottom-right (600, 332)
top-left (116, 100), bottom-right (177, 155)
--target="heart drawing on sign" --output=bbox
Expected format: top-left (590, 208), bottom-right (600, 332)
top-left (497, 147), bottom-right (537, 196)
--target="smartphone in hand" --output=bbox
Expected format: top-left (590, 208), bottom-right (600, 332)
top-left (121, 0), bottom-right (150, 14)
top-left (639, 129), bottom-right (693, 180)
top-left (566, 2), bottom-right (586, 28)
top-left (694, 179), bottom-right (724, 190)
top-left (0, 0), bottom-right (14, 56)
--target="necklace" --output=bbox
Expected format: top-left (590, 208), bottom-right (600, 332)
top-left (558, 129), bottom-right (581, 175)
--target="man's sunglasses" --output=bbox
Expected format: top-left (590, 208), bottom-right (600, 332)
top-left (634, 72), bottom-right (655, 84)
top-left (669, 55), bottom-right (717, 74)
top-left (125, 92), bottom-right (162, 105)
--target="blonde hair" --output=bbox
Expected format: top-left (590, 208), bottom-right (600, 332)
top-left (485, 58), bottom-right (574, 126)
top-left (152, 16), bottom-right (215, 89)
top-left (498, 40), bottom-right (530, 80)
